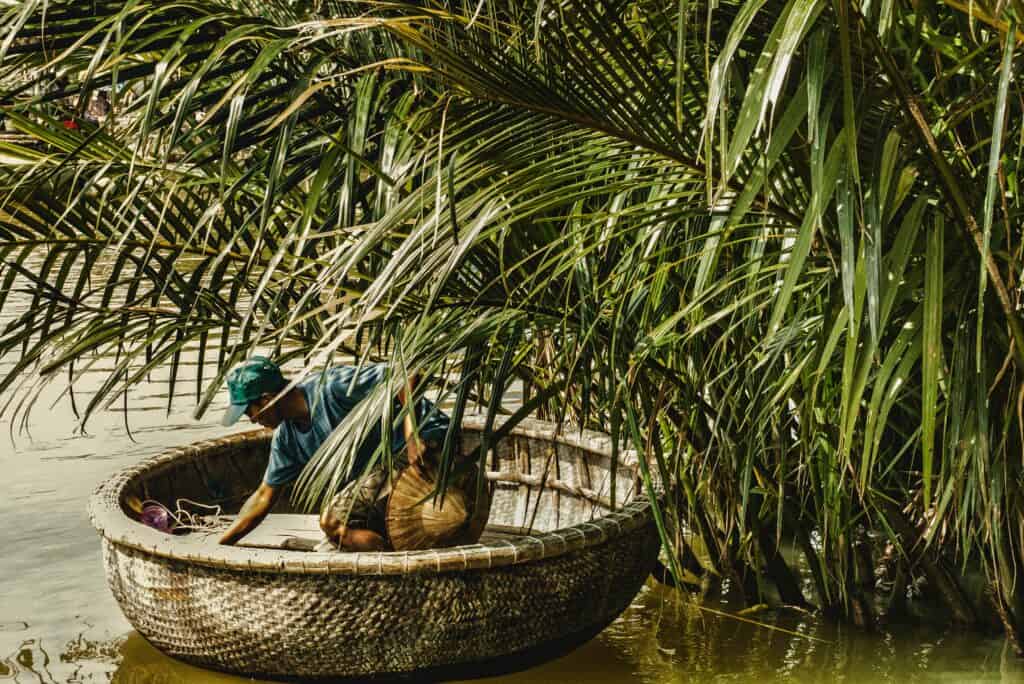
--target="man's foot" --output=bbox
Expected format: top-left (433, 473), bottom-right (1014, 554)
top-left (340, 528), bottom-right (388, 551)
top-left (281, 536), bottom-right (321, 552)
top-left (314, 538), bottom-right (341, 553)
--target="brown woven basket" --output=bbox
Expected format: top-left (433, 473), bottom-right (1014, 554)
top-left (88, 415), bottom-right (660, 680)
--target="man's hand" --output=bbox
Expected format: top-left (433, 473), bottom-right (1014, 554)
top-left (398, 372), bottom-right (427, 470)
top-left (219, 482), bottom-right (279, 545)
top-left (396, 372), bottom-right (421, 407)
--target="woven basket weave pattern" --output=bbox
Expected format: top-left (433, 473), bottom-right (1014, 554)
top-left (104, 529), bottom-right (658, 677)
top-left (91, 416), bottom-right (660, 679)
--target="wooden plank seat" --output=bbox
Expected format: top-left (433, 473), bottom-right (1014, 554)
top-left (233, 514), bottom-right (323, 551)
top-left (227, 514), bottom-right (529, 551)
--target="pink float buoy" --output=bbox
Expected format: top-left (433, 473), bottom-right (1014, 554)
top-left (140, 504), bottom-right (173, 533)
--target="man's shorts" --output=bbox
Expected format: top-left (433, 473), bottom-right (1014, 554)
top-left (325, 467), bottom-right (391, 536)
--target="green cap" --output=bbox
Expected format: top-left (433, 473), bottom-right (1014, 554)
top-left (221, 356), bottom-right (287, 426)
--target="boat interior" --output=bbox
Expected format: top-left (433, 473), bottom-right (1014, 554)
top-left (121, 428), bottom-right (642, 551)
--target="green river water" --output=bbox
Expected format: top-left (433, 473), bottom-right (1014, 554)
top-left (1, 340), bottom-right (1022, 682)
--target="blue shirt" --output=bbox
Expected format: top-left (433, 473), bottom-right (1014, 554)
top-left (263, 364), bottom-right (451, 487)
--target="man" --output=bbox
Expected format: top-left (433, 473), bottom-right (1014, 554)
top-left (217, 356), bottom-right (449, 550)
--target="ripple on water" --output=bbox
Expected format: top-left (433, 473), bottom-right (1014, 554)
top-left (40, 452), bottom-right (100, 461)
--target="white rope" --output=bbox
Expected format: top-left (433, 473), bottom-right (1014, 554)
top-left (142, 498), bottom-right (230, 533)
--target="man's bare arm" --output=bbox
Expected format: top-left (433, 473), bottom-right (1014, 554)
top-left (398, 373), bottom-right (425, 468)
top-left (219, 482), bottom-right (280, 545)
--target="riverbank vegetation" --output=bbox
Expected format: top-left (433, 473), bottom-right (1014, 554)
top-left (0, 0), bottom-right (1022, 650)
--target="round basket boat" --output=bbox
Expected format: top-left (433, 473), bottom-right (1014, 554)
top-left (89, 415), bottom-right (660, 680)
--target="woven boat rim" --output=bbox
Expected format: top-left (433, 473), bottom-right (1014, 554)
top-left (88, 414), bottom-right (655, 575)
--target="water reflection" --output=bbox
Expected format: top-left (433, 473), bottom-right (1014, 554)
top-left (4, 584), bottom-right (1018, 684)
top-left (1, 633), bottom-right (119, 684)
top-left (114, 635), bottom-right (250, 684)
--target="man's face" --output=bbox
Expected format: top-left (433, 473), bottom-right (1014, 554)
top-left (246, 393), bottom-right (284, 429)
